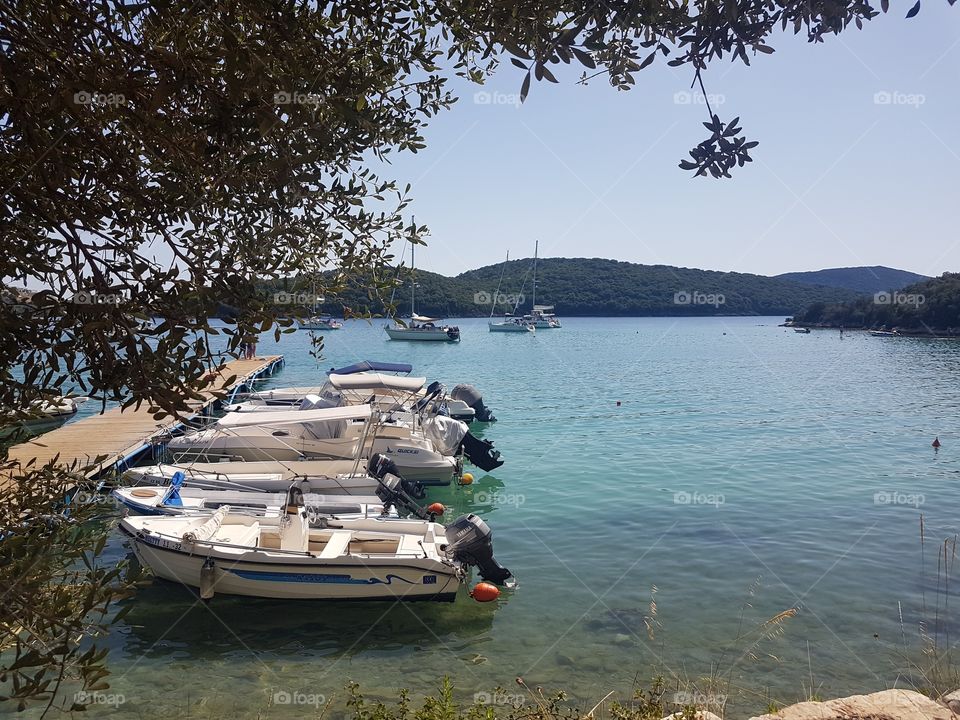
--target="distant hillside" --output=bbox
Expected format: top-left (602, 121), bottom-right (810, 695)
top-left (792, 273), bottom-right (960, 334)
top-left (280, 257), bottom-right (863, 318)
top-left (775, 266), bottom-right (928, 294)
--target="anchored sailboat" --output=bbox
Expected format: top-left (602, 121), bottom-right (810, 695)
top-left (385, 233), bottom-right (460, 342)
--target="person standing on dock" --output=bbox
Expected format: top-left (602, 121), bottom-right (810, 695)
top-left (246, 336), bottom-right (258, 360)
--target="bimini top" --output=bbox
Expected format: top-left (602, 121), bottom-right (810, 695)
top-left (327, 373), bottom-right (426, 393)
top-left (330, 360), bottom-right (413, 376)
top-left (411, 314), bottom-right (442, 323)
top-left (215, 404), bottom-right (372, 429)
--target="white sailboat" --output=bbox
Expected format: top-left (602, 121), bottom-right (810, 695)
top-left (297, 283), bottom-right (343, 330)
top-left (385, 235), bottom-right (460, 341)
top-left (523, 241), bottom-right (562, 329)
top-left (488, 251), bottom-right (535, 333)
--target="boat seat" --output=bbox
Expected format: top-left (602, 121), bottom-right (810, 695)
top-left (318, 530), bottom-right (353, 558)
top-left (217, 522), bottom-right (261, 547)
top-left (398, 534), bottom-right (425, 557)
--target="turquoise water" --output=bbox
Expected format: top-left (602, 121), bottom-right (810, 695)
top-left (57, 318), bottom-right (960, 716)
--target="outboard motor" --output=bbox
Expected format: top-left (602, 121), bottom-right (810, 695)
top-left (367, 453), bottom-right (426, 500)
top-left (373, 474), bottom-right (431, 519)
top-left (444, 514), bottom-right (512, 586)
top-left (412, 381), bottom-right (444, 414)
top-left (459, 431), bottom-right (503, 472)
top-left (446, 326), bottom-right (460, 341)
top-left (450, 384), bottom-right (496, 422)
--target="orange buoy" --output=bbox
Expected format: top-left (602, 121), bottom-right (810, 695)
top-left (426, 502), bottom-right (445, 516)
top-left (459, 472), bottom-right (474, 486)
top-left (470, 582), bottom-right (500, 602)
top-left (933, 437), bottom-right (941, 449)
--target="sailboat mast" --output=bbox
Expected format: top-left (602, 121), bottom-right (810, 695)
top-left (532, 240), bottom-right (538, 311)
top-left (410, 241), bottom-right (415, 318)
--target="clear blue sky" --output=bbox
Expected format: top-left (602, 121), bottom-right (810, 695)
top-left (381, 6), bottom-right (960, 279)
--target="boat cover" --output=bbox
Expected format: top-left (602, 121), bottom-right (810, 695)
top-left (330, 361), bottom-right (413, 375)
top-left (328, 373), bottom-right (425, 393)
top-left (421, 415), bottom-right (468, 456)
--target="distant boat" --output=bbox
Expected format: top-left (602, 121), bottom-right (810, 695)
top-left (869, 329), bottom-right (901, 337)
top-left (300, 316), bottom-right (342, 331)
top-left (487, 251), bottom-right (535, 333)
top-left (793, 327), bottom-right (811, 334)
top-left (385, 237), bottom-right (460, 342)
top-left (1, 395), bottom-right (89, 439)
top-left (522, 241), bottom-right (561, 329)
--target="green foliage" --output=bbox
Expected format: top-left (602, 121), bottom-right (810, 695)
top-left (290, 257), bottom-right (861, 318)
top-left (0, 462), bottom-right (138, 713)
top-left (793, 273), bottom-right (960, 333)
top-left (776, 266), bottom-right (929, 295)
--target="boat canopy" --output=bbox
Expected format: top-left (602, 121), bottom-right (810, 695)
top-left (216, 404), bottom-right (372, 429)
top-left (328, 373), bottom-right (426, 393)
top-left (533, 305), bottom-right (554, 312)
top-left (330, 360), bottom-right (413, 376)
top-left (411, 314), bottom-right (441, 323)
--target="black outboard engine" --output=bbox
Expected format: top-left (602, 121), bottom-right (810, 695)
top-left (444, 514), bottom-right (512, 586)
top-left (413, 381), bottom-right (444, 414)
top-left (459, 431), bottom-right (503, 472)
top-left (450, 384), bottom-right (496, 422)
top-left (372, 473), bottom-right (431, 519)
top-left (446, 326), bottom-right (461, 341)
top-left (367, 453), bottom-right (426, 500)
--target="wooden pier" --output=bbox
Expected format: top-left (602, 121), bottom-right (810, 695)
top-left (2, 355), bottom-right (284, 487)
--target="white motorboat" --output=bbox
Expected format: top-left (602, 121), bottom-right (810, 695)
top-left (1, 395), bottom-right (90, 438)
top-left (163, 405), bottom-right (463, 485)
top-left (793, 327), bottom-right (811, 334)
top-left (869, 329), bottom-right (901, 337)
top-left (385, 242), bottom-right (460, 341)
top-left (119, 486), bottom-right (513, 601)
top-left (299, 316), bottom-right (343, 330)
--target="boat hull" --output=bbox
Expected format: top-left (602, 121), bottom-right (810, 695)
top-left (385, 327), bottom-right (459, 341)
top-left (488, 322), bottom-right (534, 333)
top-left (121, 527), bottom-right (460, 601)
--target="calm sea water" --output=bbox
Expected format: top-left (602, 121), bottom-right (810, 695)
top-left (52, 317), bottom-right (960, 717)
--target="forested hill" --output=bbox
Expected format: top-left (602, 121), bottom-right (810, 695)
top-left (792, 273), bottom-right (960, 334)
top-left (775, 266), bottom-right (928, 294)
top-left (306, 257), bottom-right (862, 318)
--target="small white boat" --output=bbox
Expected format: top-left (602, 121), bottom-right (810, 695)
top-left (299, 316), bottom-right (343, 331)
top-left (869, 329), bottom-right (901, 337)
top-left (386, 316), bottom-right (460, 342)
top-left (793, 327), bottom-right (811, 334)
top-left (120, 486), bottom-right (513, 601)
top-left (1, 395), bottom-right (90, 438)
top-left (488, 317), bottom-right (535, 333)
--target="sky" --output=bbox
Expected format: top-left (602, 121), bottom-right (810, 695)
top-left (378, 5), bottom-right (960, 279)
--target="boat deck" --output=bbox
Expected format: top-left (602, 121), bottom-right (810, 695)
top-left (1, 355), bottom-right (284, 488)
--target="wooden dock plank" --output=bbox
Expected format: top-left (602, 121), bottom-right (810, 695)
top-left (2, 355), bottom-right (283, 486)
